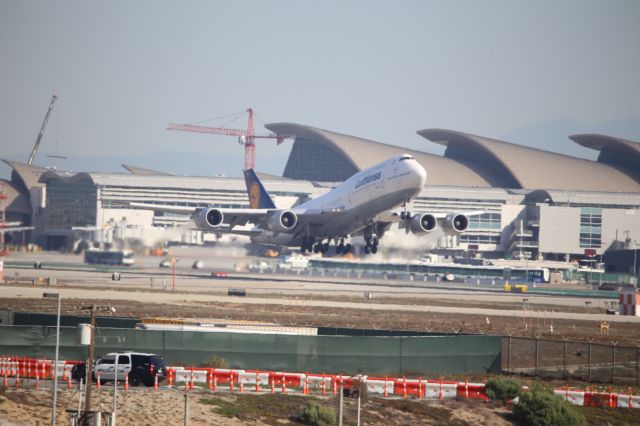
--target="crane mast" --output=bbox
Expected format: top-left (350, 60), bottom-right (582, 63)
top-left (28, 93), bottom-right (58, 166)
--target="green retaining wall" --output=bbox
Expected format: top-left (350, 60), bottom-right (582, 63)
top-left (0, 326), bottom-right (501, 375)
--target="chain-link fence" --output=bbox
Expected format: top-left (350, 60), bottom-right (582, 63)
top-left (503, 336), bottom-right (640, 384)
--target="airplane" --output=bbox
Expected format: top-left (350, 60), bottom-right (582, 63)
top-left (131, 154), bottom-right (477, 254)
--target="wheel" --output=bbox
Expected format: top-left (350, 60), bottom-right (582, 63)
top-left (371, 245), bottom-right (378, 254)
top-left (364, 245), bottom-right (370, 254)
top-left (128, 372), bottom-right (142, 387)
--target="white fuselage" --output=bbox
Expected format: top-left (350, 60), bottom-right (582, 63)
top-left (250, 155), bottom-right (427, 246)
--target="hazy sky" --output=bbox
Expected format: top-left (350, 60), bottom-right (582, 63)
top-left (1, 1), bottom-right (639, 178)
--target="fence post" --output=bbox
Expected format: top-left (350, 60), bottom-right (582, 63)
top-left (588, 341), bottom-right (592, 382)
top-left (611, 341), bottom-right (618, 384)
top-left (563, 338), bottom-right (568, 380)
top-left (535, 337), bottom-right (539, 377)
top-left (507, 335), bottom-right (512, 374)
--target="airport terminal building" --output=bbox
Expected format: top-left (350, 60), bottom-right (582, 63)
top-left (2, 126), bottom-right (639, 267)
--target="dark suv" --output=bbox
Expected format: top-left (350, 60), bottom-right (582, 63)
top-left (71, 351), bottom-right (167, 387)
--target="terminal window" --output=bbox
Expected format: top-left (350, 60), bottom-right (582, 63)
top-left (579, 207), bottom-right (602, 248)
top-left (468, 213), bottom-right (501, 230)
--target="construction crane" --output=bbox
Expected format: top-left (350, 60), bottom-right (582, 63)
top-left (28, 92), bottom-right (58, 165)
top-left (167, 108), bottom-right (287, 170)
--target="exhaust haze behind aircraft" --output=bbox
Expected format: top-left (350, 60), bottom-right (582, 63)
top-left (131, 154), bottom-right (479, 254)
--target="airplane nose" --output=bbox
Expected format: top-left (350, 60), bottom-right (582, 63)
top-left (412, 161), bottom-right (427, 187)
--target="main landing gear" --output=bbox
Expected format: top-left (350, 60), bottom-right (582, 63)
top-left (300, 237), bottom-right (352, 255)
top-left (364, 235), bottom-right (378, 254)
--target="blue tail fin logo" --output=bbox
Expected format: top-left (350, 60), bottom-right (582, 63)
top-left (243, 169), bottom-right (276, 209)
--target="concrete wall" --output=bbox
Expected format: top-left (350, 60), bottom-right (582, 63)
top-left (538, 205), bottom-right (580, 255)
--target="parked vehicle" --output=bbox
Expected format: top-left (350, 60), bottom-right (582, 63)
top-left (71, 351), bottom-right (167, 387)
top-left (84, 250), bottom-right (135, 266)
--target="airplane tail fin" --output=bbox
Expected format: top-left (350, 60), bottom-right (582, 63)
top-left (243, 169), bottom-right (276, 209)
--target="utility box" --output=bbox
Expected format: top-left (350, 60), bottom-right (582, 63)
top-left (78, 323), bottom-right (92, 345)
top-left (549, 272), bottom-right (562, 285)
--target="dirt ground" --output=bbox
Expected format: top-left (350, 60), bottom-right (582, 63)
top-left (1, 384), bottom-right (639, 426)
top-left (0, 385), bottom-right (526, 426)
top-left (2, 293), bottom-right (639, 346)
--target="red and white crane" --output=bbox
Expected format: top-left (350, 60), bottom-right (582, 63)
top-left (167, 108), bottom-right (287, 170)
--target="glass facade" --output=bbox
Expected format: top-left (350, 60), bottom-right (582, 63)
top-left (579, 207), bottom-right (602, 248)
top-left (45, 179), bottom-right (97, 229)
top-left (468, 212), bottom-right (501, 231)
top-left (460, 234), bottom-right (500, 244)
top-left (283, 137), bottom-right (358, 181)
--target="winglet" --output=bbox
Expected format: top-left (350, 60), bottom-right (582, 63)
top-left (243, 169), bottom-right (276, 209)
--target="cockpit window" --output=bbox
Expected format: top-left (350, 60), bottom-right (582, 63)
top-left (399, 155), bottom-right (414, 161)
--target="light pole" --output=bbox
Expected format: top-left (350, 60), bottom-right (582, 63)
top-left (113, 353), bottom-right (120, 426)
top-left (78, 304), bottom-right (115, 425)
top-left (43, 292), bottom-right (61, 426)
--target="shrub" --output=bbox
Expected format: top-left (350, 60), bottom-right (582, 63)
top-left (301, 401), bottom-right (335, 426)
top-left (513, 384), bottom-right (586, 426)
top-left (201, 355), bottom-right (229, 369)
top-left (485, 377), bottom-right (522, 402)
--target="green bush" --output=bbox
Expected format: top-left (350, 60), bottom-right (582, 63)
top-left (513, 384), bottom-right (586, 426)
top-left (201, 355), bottom-right (229, 369)
top-left (301, 401), bottom-right (335, 426)
top-left (485, 377), bottom-right (522, 402)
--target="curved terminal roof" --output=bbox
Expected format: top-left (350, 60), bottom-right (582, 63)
top-left (569, 134), bottom-right (640, 183)
top-left (417, 129), bottom-right (640, 193)
top-left (0, 179), bottom-right (32, 216)
top-left (570, 133), bottom-right (640, 154)
top-left (266, 123), bottom-right (491, 187)
top-left (2, 160), bottom-right (47, 192)
top-left (122, 164), bottom-right (173, 176)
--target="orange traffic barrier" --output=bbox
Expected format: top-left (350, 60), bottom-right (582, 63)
top-left (97, 372), bottom-right (101, 389)
top-left (154, 373), bottom-right (158, 391)
top-left (124, 373), bottom-right (129, 391)
top-left (322, 373), bottom-right (327, 396)
top-left (255, 371), bottom-right (260, 393)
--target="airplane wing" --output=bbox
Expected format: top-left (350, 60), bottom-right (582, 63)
top-left (129, 202), bottom-right (197, 215)
top-left (380, 209), bottom-right (485, 223)
top-left (130, 202), bottom-right (273, 228)
top-left (0, 226), bottom-right (34, 234)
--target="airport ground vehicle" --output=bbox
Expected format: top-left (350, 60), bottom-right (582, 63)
top-left (84, 249), bottom-right (135, 266)
top-left (71, 351), bottom-right (166, 387)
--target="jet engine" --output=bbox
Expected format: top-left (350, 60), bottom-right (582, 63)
top-left (409, 213), bottom-right (437, 235)
top-left (193, 208), bottom-right (224, 229)
top-left (266, 210), bottom-right (298, 232)
top-left (442, 213), bottom-right (469, 234)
